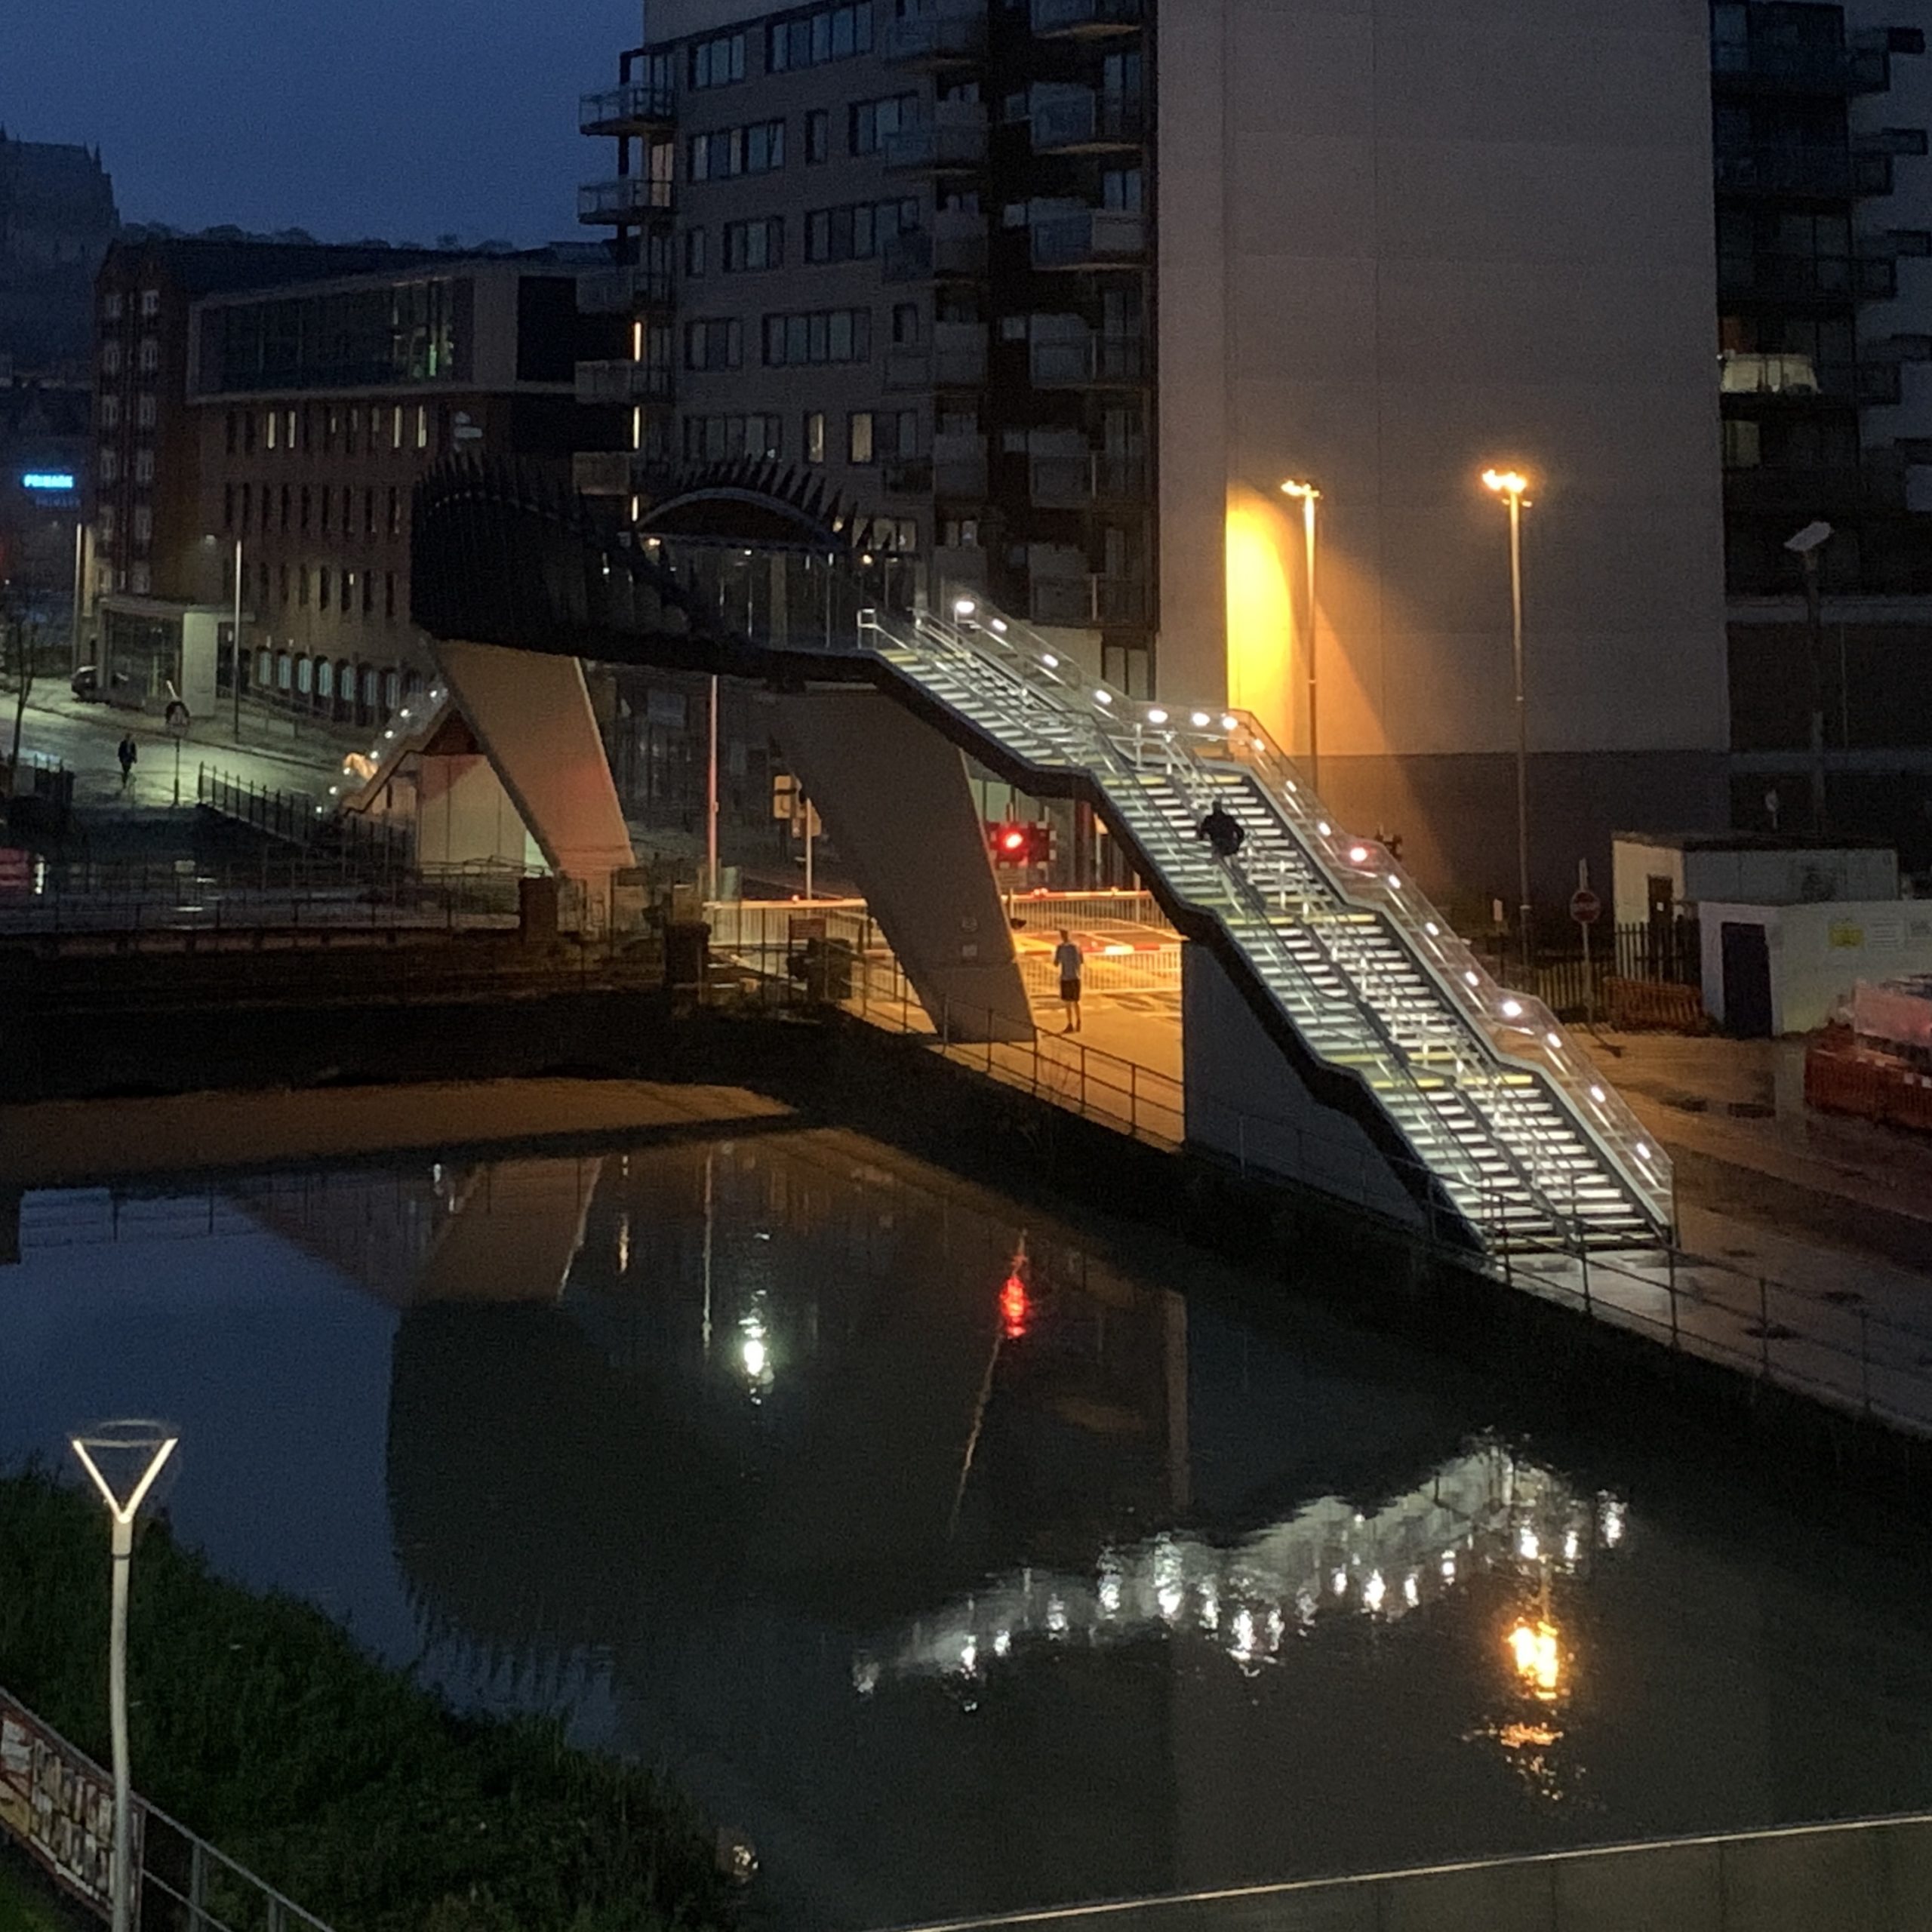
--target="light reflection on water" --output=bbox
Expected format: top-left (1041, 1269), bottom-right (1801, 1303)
top-left (6, 1123), bottom-right (1932, 1930)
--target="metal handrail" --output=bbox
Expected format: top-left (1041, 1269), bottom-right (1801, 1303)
top-left (859, 595), bottom-right (1666, 1246)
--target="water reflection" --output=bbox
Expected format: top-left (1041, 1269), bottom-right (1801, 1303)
top-left (11, 1115), bottom-right (1932, 1929)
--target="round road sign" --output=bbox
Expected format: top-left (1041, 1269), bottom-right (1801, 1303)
top-left (1570, 888), bottom-right (1603, 926)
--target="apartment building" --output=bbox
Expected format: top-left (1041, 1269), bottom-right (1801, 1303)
top-left (185, 255), bottom-right (620, 728)
top-left (0, 133), bottom-right (118, 380)
top-left (1717, 1), bottom-right (1932, 866)
top-left (579, 0), bottom-right (1732, 910)
top-left (88, 238), bottom-right (619, 724)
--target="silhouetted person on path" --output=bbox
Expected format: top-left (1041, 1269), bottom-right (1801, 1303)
top-left (116, 734), bottom-right (137, 790)
top-left (1197, 801), bottom-right (1245, 860)
top-left (1054, 928), bottom-right (1084, 1034)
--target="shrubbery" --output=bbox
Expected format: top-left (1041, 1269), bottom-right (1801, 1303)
top-left (0, 1471), bottom-right (734, 1932)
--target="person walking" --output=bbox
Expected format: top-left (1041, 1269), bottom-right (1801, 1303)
top-left (116, 733), bottom-right (137, 791)
top-left (1197, 799), bottom-right (1246, 860)
top-left (1053, 928), bottom-right (1084, 1034)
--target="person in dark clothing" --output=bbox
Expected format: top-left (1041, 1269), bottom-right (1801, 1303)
top-left (1197, 801), bottom-right (1246, 860)
top-left (116, 734), bottom-right (137, 789)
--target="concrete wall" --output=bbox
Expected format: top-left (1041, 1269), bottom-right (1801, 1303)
top-left (894, 1812), bottom-right (1932, 1932)
top-left (1613, 841), bottom-right (1902, 924)
top-left (1157, 0), bottom-right (1730, 910)
top-left (1700, 898), bottom-right (1932, 1034)
top-left (770, 686), bottom-right (1032, 1041)
top-left (414, 752), bottom-right (537, 874)
top-left (1180, 943), bottom-right (1426, 1230)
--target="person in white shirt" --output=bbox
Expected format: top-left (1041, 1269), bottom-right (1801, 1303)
top-left (1053, 928), bottom-right (1084, 1034)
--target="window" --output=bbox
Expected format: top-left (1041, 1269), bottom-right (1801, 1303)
top-left (266, 409), bottom-right (278, 451)
top-left (893, 303), bottom-right (920, 346)
top-left (685, 318), bottom-right (744, 370)
top-left (387, 487), bottom-right (401, 537)
top-left (325, 408), bottom-right (339, 452)
top-left (768, 3), bottom-right (873, 72)
top-left (849, 411), bottom-right (875, 464)
top-left (682, 414), bottom-right (783, 460)
top-left (317, 659), bottom-right (334, 701)
top-left (100, 341), bottom-right (122, 377)
top-left (1102, 166), bottom-right (1144, 212)
top-left (100, 395), bottom-right (120, 430)
top-left (804, 198), bottom-right (920, 264)
top-left (943, 517), bottom-right (981, 548)
top-left (688, 29), bottom-right (746, 88)
top-left (361, 570), bottom-right (374, 614)
top-left (849, 94), bottom-right (918, 157)
top-left (244, 413), bottom-right (256, 454)
top-left (297, 656), bottom-right (313, 696)
top-left (285, 408), bottom-right (297, 448)
top-left (346, 407), bottom-right (360, 455)
top-left (365, 488), bottom-right (377, 537)
top-left (100, 448), bottom-right (119, 485)
top-left (278, 562), bottom-right (289, 605)
top-left (1723, 419), bottom-right (1762, 469)
top-left (225, 411), bottom-right (238, 455)
top-left (320, 485), bottom-right (332, 535)
top-left (137, 338), bottom-right (159, 374)
top-left (133, 449), bottom-right (154, 485)
top-left (415, 405), bottom-right (428, 450)
top-left (807, 110), bottom-right (830, 164)
top-left (723, 217), bottom-right (785, 272)
top-left (392, 405), bottom-right (404, 450)
top-left (136, 394), bottom-right (156, 429)
top-left (763, 308), bottom-right (872, 367)
top-left (385, 571), bottom-right (396, 618)
top-left (140, 288), bottom-right (160, 318)
top-left (299, 567), bottom-right (310, 608)
top-left (870, 410), bottom-right (918, 459)
top-left (241, 483), bottom-right (253, 530)
top-left (318, 568), bottom-right (331, 611)
top-left (223, 481), bottom-right (233, 528)
top-left (343, 570), bottom-right (355, 614)
top-left (103, 291), bottom-right (123, 322)
top-left (131, 504), bottom-right (152, 546)
top-left (804, 411), bottom-right (826, 464)
top-left (685, 229), bottom-right (707, 278)
top-left (299, 485), bottom-right (309, 532)
top-left (688, 118), bottom-right (785, 181)
top-left (129, 564), bottom-right (150, 593)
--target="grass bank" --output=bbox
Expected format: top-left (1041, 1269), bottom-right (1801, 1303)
top-left (0, 1470), bottom-right (734, 1932)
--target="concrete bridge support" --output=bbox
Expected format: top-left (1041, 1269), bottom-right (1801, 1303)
top-left (431, 639), bottom-right (635, 931)
top-left (771, 687), bottom-right (1033, 1043)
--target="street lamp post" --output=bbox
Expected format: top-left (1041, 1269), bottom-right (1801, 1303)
top-left (1280, 481), bottom-right (1321, 789)
top-left (232, 537), bottom-right (245, 741)
top-left (69, 1422), bottom-right (180, 1932)
top-left (1482, 468), bottom-right (1533, 976)
top-left (1785, 520), bottom-right (1833, 832)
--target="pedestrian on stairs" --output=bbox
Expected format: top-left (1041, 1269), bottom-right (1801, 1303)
top-left (1197, 801), bottom-right (1245, 860)
top-left (1054, 928), bottom-right (1084, 1034)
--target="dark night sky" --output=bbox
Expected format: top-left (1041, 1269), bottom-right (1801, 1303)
top-left (8, 0), bottom-right (640, 245)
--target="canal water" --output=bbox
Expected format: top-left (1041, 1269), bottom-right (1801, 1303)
top-left (6, 1109), bottom-right (1932, 1929)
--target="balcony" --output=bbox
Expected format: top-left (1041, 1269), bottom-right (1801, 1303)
top-left (1711, 40), bottom-right (1890, 94)
top-left (1714, 147), bottom-right (1893, 199)
top-left (573, 451), bottom-right (637, 498)
top-left (1028, 573), bottom-right (1147, 626)
top-left (580, 82), bottom-right (676, 137)
top-left (884, 0), bottom-right (988, 66)
top-left (1029, 330), bottom-right (1146, 386)
top-left (933, 432), bottom-right (989, 498)
top-left (1718, 252), bottom-right (1896, 300)
top-left (883, 100), bottom-right (989, 173)
top-left (1030, 89), bottom-right (1146, 154)
top-left (577, 176), bottom-right (675, 225)
top-left (1031, 0), bottom-right (1142, 36)
top-left (886, 322), bottom-right (989, 391)
top-left (577, 265), bottom-right (675, 314)
top-left (1029, 450), bottom-right (1146, 508)
top-left (575, 359), bottom-right (673, 405)
top-left (883, 211), bottom-right (989, 282)
top-left (1031, 208), bottom-right (1146, 269)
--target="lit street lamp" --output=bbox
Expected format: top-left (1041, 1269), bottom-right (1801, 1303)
top-left (1482, 467), bottom-right (1533, 974)
top-left (1280, 480), bottom-right (1322, 790)
top-left (69, 1421), bottom-right (179, 1932)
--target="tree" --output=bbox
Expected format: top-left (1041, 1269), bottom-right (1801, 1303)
top-left (0, 603), bottom-right (35, 784)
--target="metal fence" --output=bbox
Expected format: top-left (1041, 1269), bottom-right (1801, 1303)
top-left (0, 1685), bottom-right (334, 1932)
top-left (1469, 921), bottom-right (1704, 1018)
top-left (711, 946), bottom-right (1932, 1446)
top-left (197, 766), bottom-right (411, 872)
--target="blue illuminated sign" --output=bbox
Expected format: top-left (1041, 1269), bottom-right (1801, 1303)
top-left (21, 472), bottom-right (77, 493)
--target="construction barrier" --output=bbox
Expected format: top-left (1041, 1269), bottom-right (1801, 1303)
top-left (1805, 1042), bottom-right (1932, 1135)
top-left (1604, 977), bottom-right (1710, 1033)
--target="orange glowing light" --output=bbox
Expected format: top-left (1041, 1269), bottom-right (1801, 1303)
top-left (1507, 1618), bottom-right (1562, 1701)
top-left (1000, 1273), bottom-right (1030, 1340)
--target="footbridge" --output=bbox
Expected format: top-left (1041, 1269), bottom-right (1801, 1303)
top-left (405, 460), bottom-right (1671, 1260)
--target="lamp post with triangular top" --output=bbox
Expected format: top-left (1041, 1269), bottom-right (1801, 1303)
top-left (69, 1422), bottom-right (179, 1932)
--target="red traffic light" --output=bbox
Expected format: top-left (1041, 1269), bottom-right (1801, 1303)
top-left (1001, 827), bottom-right (1026, 853)
top-left (989, 821), bottom-right (1052, 867)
